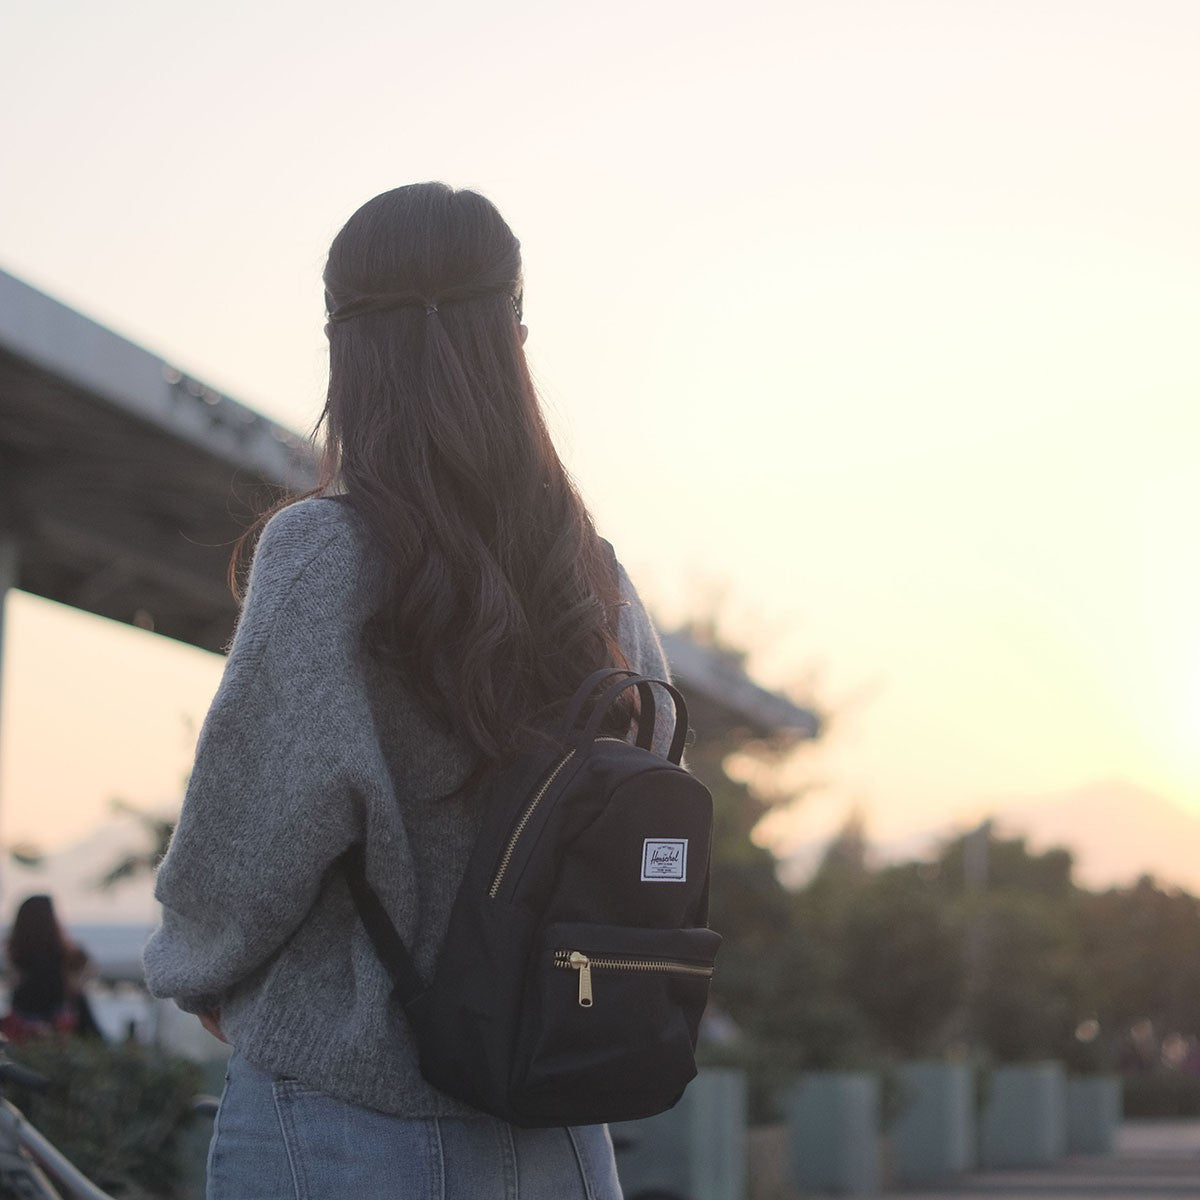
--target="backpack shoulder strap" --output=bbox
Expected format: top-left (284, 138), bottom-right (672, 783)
top-left (340, 844), bottom-right (426, 1005)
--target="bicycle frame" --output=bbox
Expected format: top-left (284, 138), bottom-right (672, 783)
top-left (0, 1098), bottom-right (114, 1200)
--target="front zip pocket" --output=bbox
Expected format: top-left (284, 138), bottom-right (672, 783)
top-left (511, 921), bottom-right (721, 1122)
top-left (554, 948), bottom-right (716, 1008)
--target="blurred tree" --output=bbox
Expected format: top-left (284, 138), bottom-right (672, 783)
top-left (812, 808), bottom-right (870, 884)
top-left (99, 799), bottom-right (175, 889)
top-left (931, 830), bottom-right (1085, 1062)
top-left (1078, 876), bottom-right (1200, 1066)
top-left (837, 863), bottom-right (965, 1058)
top-left (936, 829), bottom-right (1074, 900)
top-left (963, 889), bottom-right (1083, 1061)
top-left (99, 716), bottom-right (193, 889)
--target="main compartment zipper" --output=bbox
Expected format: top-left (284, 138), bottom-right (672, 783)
top-left (487, 738), bottom-right (629, 900)
top-left (554, 949), bottom-right (715, 1008)
top-left (488, 751), bottom-right (576, 898)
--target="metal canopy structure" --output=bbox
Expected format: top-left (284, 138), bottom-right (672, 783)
top-left (0, 268), bottom-right (317, 654)
top-left (659, 630), bottom-right (819, 742)
top-left (0, 267), bottom-right (817, 741)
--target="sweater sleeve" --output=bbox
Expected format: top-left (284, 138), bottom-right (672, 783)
top-left (142, 503), bottom-right (370, 1014)
top-left (615, 561), bottom-right (678, 760)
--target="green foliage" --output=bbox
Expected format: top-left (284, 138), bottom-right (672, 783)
top-left (4, 1039), bottom-right (205, 1199)
top-left (802, 824), bottom-right (1200, 1073)
top-left (835, 864), bottom-right (965, 1058)
top-left (962, 890), bottom-right (1083, 1062)
top-left (936, 830), bottom-right (1075, 899)
top-left (1078, 877), bottom-right (1200, 1043)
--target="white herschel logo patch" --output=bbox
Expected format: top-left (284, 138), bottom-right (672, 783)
top-left (641, 838), bottom-right (688, 883)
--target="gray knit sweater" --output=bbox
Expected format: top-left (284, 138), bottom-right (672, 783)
top-left (142, 496), bottom-right (672, 1117)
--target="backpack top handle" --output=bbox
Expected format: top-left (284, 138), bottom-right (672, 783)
top-left (560, 668), bottom-right (656, 752)
top-left (573, 673), bottom-right (690, 765)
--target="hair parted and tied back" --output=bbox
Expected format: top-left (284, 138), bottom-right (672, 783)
top-left (231, 182), bottom-right (626, 785)
top-left (327, 291), bottom-right (523, 324)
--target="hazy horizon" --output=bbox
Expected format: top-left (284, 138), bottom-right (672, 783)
top-left (3, 775), bottom-right (1195, 930)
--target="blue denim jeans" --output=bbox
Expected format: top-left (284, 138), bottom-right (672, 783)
top-left (207, 1051), bottom-right (623, 1200)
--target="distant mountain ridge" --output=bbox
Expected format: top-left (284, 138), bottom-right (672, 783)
top-left (991, 779), bottom-right (1200, 892)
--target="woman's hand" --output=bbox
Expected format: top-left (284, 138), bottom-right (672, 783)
top-left (199, 1009), bottom-right (229, 1044)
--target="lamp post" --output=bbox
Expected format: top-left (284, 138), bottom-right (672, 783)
top-left (964, 818), bottom-right (992, 1054)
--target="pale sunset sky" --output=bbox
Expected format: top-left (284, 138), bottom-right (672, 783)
top-left (1, 1), bottom-right (1198, 885)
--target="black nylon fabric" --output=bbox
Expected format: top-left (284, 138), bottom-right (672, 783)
top-left (345, 672), bottom-right (720, 1127)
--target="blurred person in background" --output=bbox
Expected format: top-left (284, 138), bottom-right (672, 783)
top-left (3, 893), bottom-right (102, 1041)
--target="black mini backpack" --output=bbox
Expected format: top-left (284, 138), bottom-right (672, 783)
top-left (343, 667), bottom-right (720, 1127)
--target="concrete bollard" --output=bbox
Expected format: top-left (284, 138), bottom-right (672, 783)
top-left (892, 1061), bottom-right (975, 1183)
top-left (1066, 1075), bottom-right (1121, 1155)
top-left (784, 1071), bottom-right (881, 1195)
top-left (978, 1062), bottom-right (1067, 1168)
top-left (611, 1068), bottom-right (748, 1200)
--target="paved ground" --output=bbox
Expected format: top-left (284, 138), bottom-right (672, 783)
top-left (888, 1120), bottom-right (1200, 1199)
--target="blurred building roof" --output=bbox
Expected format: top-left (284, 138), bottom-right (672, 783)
top-left (0, 268), bottom-right (316, 653)
top-left (0, 269), bottom-right (818, 740)
top-left (659, 630), bottom-right (819, 742)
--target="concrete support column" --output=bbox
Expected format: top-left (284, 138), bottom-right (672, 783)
top-left (0, 533), bottom-right (18, 902)
top-left (785, 1070), bottom-right (882, 1195)
top-left (0, 532), bottom-right (17, 763)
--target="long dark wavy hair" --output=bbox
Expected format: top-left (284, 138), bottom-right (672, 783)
top-left (232, 183), bottom-right (630, 774)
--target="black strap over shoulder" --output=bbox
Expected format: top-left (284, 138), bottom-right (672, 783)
top-left (341, 844), bottom-right (426, 1006)
top-left (560, 667), bottom-right (638, 731)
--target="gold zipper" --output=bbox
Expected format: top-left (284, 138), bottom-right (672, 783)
top-left (554, 949), bottom-right (715, 1008)
top-left (488, 750), bottom-right (576, 898)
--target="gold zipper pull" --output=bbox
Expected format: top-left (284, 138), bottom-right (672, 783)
top-left (569, 951), bottom-right (593, 1007)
